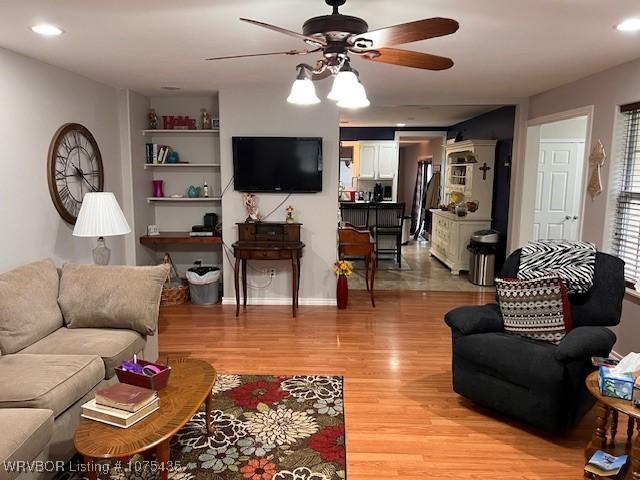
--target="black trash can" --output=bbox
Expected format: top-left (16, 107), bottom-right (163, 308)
top-left (467, 230), bottom-right (499, 286)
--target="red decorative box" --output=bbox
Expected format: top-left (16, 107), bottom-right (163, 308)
top-left (115, 360), bottom-right (171, 390)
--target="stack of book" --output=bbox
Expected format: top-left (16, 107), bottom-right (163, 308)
top-left (584, 450), bottom-right (628, 478)
top-left (81, 383), bottom-right (159, 428)
top-left (145, 143), bottom-right (174, 164)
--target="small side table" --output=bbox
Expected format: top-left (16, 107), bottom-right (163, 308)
top-left (585, 371), bottom-right (639, 478)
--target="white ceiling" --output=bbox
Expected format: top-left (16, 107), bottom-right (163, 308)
top-left (339, 105), bottom-right (500, 127)
top-left (1, 0), bottom-right (640, 106)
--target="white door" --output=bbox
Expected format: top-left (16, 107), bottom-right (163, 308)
top-left (377, 143), bottom-right (398, 179)
top-left (533, 141), bottom-right (585, 240)
top-left (358, 143), bottom-right (377, 179)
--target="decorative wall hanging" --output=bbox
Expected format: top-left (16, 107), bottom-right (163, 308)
top-left (588, 140), bottom-right (606, 200)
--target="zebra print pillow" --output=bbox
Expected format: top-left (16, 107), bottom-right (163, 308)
top-left (517, 240), bottom-right (596, 294)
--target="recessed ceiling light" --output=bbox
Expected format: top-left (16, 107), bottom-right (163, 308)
top-left (397, 123), bottom-right (406, 127)
top-left (31, 24), bottom-right (64, 36)
top-left (160, 86), bottom-right (181, 91)
top-left (616, 18), bottom-right (640, 32)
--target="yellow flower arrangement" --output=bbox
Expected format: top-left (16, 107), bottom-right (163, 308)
top-left (333, 260), bottom-right (354, 277)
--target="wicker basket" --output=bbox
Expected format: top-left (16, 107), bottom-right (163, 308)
top-left (161, 279), bottom-right (189, 306)
top-left (160, 253), bottom-right (189, 306)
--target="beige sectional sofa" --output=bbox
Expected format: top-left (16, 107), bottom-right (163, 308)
top-left (0, 259), bottom-right (168, 480)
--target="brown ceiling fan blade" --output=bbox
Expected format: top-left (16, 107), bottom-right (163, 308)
top-left (352, 18), bottom-right (459, 48)
top-left (240, 18), bottom-right (326, 46)
top-left (362, 48), bottom-right (454, 70)
top-left (205, 49), bottom-right (314, 61)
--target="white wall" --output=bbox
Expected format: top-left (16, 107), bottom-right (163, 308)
top-left (522, 57), bottom-right (640, 356)
top-left (219, 83), bottom-right (339, 304)
top-left (0, 47), bottom-right (126, 272)
top-left (540, 116), bottom-right (588, 140)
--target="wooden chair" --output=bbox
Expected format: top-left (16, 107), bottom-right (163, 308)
top-left (340, 203), bottom-right (370, 230)
top-left (338, 223), bottom-right (376, 307)
top-left (373, 203), bottom-right (405, 267)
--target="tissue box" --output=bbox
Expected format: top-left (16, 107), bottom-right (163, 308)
top-left (599, 367), bottom-right (635, 400)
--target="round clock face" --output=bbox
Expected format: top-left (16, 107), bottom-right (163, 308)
top-left (47, 123), bottom-right (104, 224)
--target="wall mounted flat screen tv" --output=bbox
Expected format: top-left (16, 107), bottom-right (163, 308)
top-left (233, 137), bottom-right (323, 193)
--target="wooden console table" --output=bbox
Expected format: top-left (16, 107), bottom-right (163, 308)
top-left (232, 222), bottom-right (304, 317)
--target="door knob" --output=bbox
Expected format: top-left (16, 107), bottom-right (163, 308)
top-left (573, 216), bottom-right (579, 220)
top-left (565, 215), bottom-right (571, 220)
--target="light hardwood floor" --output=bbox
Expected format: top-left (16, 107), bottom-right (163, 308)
top-left (159, 291), bottom-right (596, 480)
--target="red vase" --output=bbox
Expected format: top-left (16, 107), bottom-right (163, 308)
top-left (152, 180), bottom-right (165, 198)
top-left (337, 274), bottom-right (348, 309)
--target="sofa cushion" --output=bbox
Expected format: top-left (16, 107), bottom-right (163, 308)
top-left (0, 408), bottom-right (53, 480)
top-left (58, 263), bottom-right (169, 336)
top-left (0, 354), bottom-right (104, 417)
top-left (455, 332), bottom-right (564, 390)
top-left (19, 328), bottom-right (145, 379)
top-left (0, 259), bottom-right (63, 355)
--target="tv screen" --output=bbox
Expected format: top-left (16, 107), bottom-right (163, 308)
top-left (233, 137), bottom-right (323, 193)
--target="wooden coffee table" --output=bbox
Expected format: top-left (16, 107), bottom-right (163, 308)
top-left (74, 358), bottom-right (216, 480)
top-left (585, 371), bottom-right (640, 479)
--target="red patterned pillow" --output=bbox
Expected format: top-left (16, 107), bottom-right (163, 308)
top-left (495, 274), bottom-right (572, 345)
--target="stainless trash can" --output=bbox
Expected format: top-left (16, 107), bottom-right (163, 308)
top-left (467, 230), bottom-right (499, 286)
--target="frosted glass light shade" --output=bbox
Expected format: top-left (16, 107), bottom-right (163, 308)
top-left (337, 82), bottom-right (370, 109)
top-left (73, 192), bottom-right (131, 237)
top-left (327, 70), bottom-right (359, 101)
top-left (287, 79), bottom-right (320, 105)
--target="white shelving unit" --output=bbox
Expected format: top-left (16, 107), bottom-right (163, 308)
top-left (144, 163), bottom-right (221, 169)
top-left (142, 129), bottom-right (219, 136)
top-left (147, 197), bottom-right (222, 203)
top-left (127, 94), bottom-right (223, 277)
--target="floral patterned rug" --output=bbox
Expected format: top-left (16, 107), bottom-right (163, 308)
top-left (59, 375), bottom-right (346, 480)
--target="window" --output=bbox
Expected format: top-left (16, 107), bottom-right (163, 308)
top-left (612, 102), bottom-right (640, 286)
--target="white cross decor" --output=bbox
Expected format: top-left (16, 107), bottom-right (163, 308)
top-left (587, 140), bottom-right (606, 200)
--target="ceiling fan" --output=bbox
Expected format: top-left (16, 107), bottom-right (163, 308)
top-left (206, 0), bottom-right (459, 108)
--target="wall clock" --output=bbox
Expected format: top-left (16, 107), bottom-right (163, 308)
top-left (47, 123), bottom-right (104, 224)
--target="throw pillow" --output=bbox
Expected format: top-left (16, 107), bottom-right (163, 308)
top-left (495, 274), bottom-right (572, 345)
top-left (0, 259), bottom-right (64, 354)
top-left (517, 240), bottom-right (596, 294)
top-left (58, 263), bottom-right (169, 336)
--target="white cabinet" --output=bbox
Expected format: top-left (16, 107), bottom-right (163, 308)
top-left (378, 143), bottom-right (398, 179)
top-left (358, 143), bottom-right (377, 179)
top-left (430, 209), bottom-right (492, 275)
top-left (357, 141), bottom-right (398, 180)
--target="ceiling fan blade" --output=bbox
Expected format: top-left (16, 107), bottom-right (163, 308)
top-left (361, 48), bottom-right (454, 71)
top-left (240, 18), bottom-right (326, 46)
top-left (352, 18), bottom-right (459, 48)
top-left (205, 49), bottom-right (314, 61)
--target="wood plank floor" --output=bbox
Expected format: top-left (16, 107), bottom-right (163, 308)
top-left (159, 290), bottom-right (597, 479)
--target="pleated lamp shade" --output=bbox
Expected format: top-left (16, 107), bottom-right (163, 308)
top-left (73, 192), bottom-right (131, 237)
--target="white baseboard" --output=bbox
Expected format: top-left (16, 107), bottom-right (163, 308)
top-left (221, 297), bottom-right (335, 306)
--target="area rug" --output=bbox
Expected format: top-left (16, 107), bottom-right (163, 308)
top-left (59, 375), bottom-right (346, 480)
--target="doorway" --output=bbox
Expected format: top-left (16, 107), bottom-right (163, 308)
top-left (526, 115), bottom-right (589, 241)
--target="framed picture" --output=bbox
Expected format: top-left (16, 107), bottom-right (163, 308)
top-left (147, 224), bottom-right (160, 236)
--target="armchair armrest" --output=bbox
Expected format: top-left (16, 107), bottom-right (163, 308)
top-left (554, 326), bottom-right (616, 362)
top-left (444, 304), bottom-right (504, 336)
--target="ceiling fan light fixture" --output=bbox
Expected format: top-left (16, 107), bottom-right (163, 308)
top-left (287, 69), bottom-right (321, 105)
top-left (337, 81), bottom-right (370, 109)
top-left (328, 70), bottom-right (359, 102)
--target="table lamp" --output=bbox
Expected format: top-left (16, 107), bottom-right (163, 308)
top-left (72, 192), bottom-right (131, 265)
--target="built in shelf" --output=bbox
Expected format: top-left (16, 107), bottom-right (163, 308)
top-left (144, 163), bottom-right (221, 169)
top-left (147, 197), bottom-right (222, 203)
top-left (142, 129), bottom-right (219, 136)
top-left (140, 231), bottom-right (222, 246)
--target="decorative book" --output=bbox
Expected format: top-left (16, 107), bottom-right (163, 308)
top-left (81, 397), bottom-right (159, 428)
top-left (95, 383), bottom-right (157, 413)
top-left (584, 450), bottom-right (628, 477)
